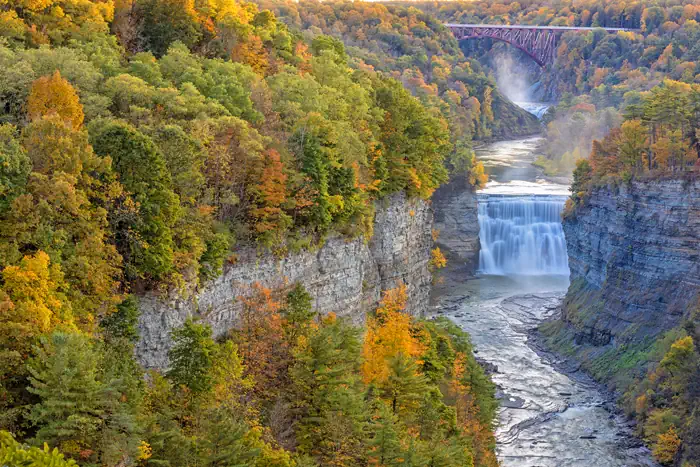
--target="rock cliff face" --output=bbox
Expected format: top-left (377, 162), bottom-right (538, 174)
top-left (136, 192), bottom-right (433, 369)
top-left (561, 178), bottom-right (700, 347)
top-left (431, 177), bottom-right (480, 275)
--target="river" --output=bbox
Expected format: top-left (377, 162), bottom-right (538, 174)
top-left (435, 136), bottom-right (658, 466)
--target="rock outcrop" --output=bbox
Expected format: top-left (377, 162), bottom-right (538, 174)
top-left (431, 176), bottom-right (480, 275)
top-left (136, 192), bottom-right (433, 369)
top-left (561, 178), bottom-right (700, 347)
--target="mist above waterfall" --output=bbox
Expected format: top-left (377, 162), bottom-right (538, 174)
top-left (494, 53), bottom-right (531, 103)
top-left (492, 52), bottom-right (549, 118)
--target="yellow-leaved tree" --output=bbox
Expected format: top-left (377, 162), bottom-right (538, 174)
top-left (27, 71), bottom-right (84, 129)
top-left (0, 251), bottom-right (74, 430)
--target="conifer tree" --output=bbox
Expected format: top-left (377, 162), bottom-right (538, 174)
top-left (166, 319), bottom-right (217, 395)
top-left (291, 314), bottom-right (367, 466)
top-left (367, 400), bottom-right (403, 466)
top-left (384, 354), bottom-right (429, 418)
top-left (27, 332), bottom-right (104, 461)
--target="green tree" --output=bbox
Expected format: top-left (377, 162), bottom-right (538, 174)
top-left (571, 159), bottom-right (593, 203)
top-left (0, 124), bottom-right (30, 214)
top-left (27, 332), bottom-right (104, 461)
top-left (291, 315), bottom-right (367, 466)
top-left (89, 119), bottom-right (180, 282)
top-left (383, 354), bottom-right (429, 418)
top-left (367, 400), bottom-right (403, 466)
top-left (283, 282), bottom-right (315, 342)
top-left (0, 431), bottom-right (77, 467)
top-left (167, 319), bottom-right (217, 395)
top-left (137, 0), bottom-right (202, 57)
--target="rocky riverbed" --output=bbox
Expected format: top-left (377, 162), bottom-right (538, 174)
top-left (429, 136), bottom-right (658, 466)
top-left (431, 276), bottom-right (657, 467)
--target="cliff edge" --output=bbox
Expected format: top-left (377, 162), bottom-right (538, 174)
top-left (136, 191), bottom-right (434, 369)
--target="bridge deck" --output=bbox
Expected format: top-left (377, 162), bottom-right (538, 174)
top-left (445, 23), bottom-right (637, 32)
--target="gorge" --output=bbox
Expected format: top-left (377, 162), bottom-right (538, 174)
top-left (432, 135), bottom-right (661, 466)
top-left (4, 0), bottom-right (700, 466)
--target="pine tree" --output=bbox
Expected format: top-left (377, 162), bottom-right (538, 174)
top-left (27, 332), bottom-right (104, 461)
top-left (291, 314), bottom-right (367, 466)
top-left (166, 318), bottom-right (217, 395)
top-left (204, 411), bottom-right (259, 467)
top-left (384, 354), bottom-right (429, 418)
top-left (367, 400), bottom-right (402, 466)
top-left (283, 282), bottom-right (315, 343)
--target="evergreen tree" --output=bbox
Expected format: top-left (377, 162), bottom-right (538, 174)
top-left (27, 332), bottom-right (104, 461)
top-left (203, 411), bottom-right (259, 467)
top-left (384, 354), bottom-right (429, 418)
top-left (291, 315), bottom-right (367, 466)
top-left (367, 400), bottom-right (403, 466)
top-left (283, 282), bottom-right (315, 342)
top-left (291, 130), bottom-right (331, 231)
top-left (166, 319), bottom-right (217, 395)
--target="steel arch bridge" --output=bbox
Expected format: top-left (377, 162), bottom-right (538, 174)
top-left (445, 24), bottom-right (636, 66)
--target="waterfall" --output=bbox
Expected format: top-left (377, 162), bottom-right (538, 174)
top-left (514, 101), bottom-right (550, 119)
top-left (478, 194), bottom-right (569, 276)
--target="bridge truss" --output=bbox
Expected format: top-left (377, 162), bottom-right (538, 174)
top-left (445, 24), bottom-right (635, 67)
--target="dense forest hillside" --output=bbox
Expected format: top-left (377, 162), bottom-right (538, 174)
top-left (0, 0), bottom-right (503, 464)
top-left (257, 0), bottom-right (542, 141)
top-left (418, 0), bottom-right (700, 174)
top-left (542, 72), bottom-right (700, 467)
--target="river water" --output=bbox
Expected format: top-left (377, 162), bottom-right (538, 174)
top-left (436, 136), bottom-right (657, 466)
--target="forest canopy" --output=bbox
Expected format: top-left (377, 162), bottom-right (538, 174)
top-left (0, 0), bottom-right (504, 465)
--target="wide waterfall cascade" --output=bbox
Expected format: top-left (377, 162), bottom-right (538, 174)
top-left (478, 194), bottom-right (569, 276)
top-left (514, 101), bottom-right (550, 119)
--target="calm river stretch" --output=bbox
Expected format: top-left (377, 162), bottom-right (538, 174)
top-left (437, 136), bottom-right (658, 466)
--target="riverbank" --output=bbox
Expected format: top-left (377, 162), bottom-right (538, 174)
top-left (428, 136), bottom-right (658, 466)
top-left (429, 272), bottom-right (658, 466)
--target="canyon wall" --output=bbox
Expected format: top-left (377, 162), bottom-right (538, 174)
top-left (431, 176), bottom-right (480, 276)
top-left (560, 178), bottom-right (700, 350)
top-left (136, 192), bottom-right (433, 369)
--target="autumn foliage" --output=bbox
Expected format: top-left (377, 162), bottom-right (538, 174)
top-left (27, 72), bottom-right (84, 129)
top-left (0, 0), bottom-right (504, 463)
top-left (362, 285), bottom-right (426, 384)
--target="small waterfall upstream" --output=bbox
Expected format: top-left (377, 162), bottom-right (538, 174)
top-left (478, 194), bottom-right (569, 276)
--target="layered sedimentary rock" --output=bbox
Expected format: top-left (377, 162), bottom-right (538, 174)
top-left (431, 176), bottom-right (480, 275)
top-left (561, 178), bottom-right (700, 347)
top-left (136, 192), bottom-right (433, 369)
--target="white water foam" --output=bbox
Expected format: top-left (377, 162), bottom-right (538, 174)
top-left (514, 101), bottom-right (550, 119)
top-left (478, 194), bottom-right (569, 276)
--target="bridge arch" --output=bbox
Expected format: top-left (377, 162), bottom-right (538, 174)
top-left (458, 31), bottom-right (551, 66)
top-left (445, 24), bottom-right (637, 67)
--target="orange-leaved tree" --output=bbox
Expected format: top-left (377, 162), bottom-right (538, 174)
top-left (249, 149), bottom-right (292, 246)
top-left (235, 282), bottom-right (290, 403)
top-left (361, 284), bottom-right (426, 384)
